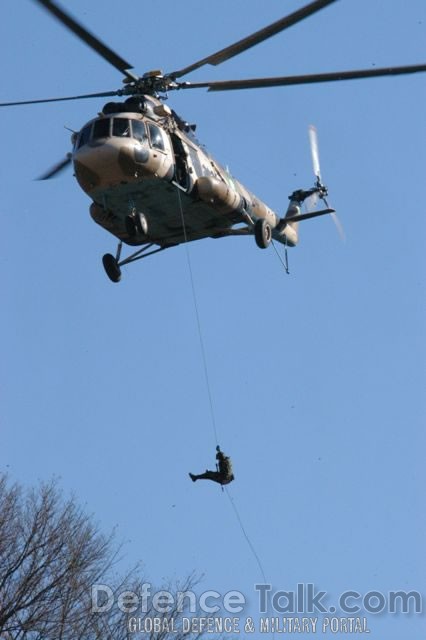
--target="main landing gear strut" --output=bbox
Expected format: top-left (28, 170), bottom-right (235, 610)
top-left (102, 242), bottom-right (168, 283)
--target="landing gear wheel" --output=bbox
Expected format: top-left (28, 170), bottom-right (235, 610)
top-left (136, 212), bottom-right (148, 235)
top-left (254, 219), bottom-right (272, 249)
top-left (102, 253), bottom-right (121, 283)
top-left (125, 212), bottom-right (148, 237)
top-left (125, 215), bottom-right (138, 237)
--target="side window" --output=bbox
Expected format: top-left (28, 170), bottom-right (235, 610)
top-left (187, 146), bottom-right (203, 177)
top-left (148, 123), bottom-right (165, 151)
top-left (112, 118), bottom-right (130, 137)
top-left (92, 118), bottom-right (111, 140)
top-left (131, 120), bottom-right (147, 143)
top-left (77, 124), bottom-right (92, 149)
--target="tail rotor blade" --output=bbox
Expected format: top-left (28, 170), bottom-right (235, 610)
top-left (308, 124), bottom-right (321, 181)
top-left (306, 191), bottom-right (319, 210)
top-left (330, 210), bottom-right (346, 242)
top-left (308, 124), bottom-right (345, 241)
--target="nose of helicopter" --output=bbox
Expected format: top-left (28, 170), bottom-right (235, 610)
top-left (73, 138), bottom-right (141, 194)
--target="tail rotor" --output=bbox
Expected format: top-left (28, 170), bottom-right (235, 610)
top-left (308, 125), bottom-right (345, 241)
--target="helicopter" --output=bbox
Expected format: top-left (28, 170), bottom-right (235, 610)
top-left (2, 0), bottom-right (425, 283)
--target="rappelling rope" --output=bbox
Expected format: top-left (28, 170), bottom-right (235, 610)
top-left (175, 187), bottom-right (219, 448)
top-left (225, 487), bottom-right (275, 639)
top-left (224, 487), bottom-right (268, 585)
top-left (176, 187), bottom-right (273, 633)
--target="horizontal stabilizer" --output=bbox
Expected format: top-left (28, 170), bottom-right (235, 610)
top-left (284, 207), bottom-right (335, 223)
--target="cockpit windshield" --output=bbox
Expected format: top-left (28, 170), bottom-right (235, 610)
top-left (112, 118), bottom-right (130, 137)
top-left (76, 117), bottom-right (148, 149)
top-left (131, 120), bottom-right (147, 143)
top-left (92, 118), bottom-right (110, 140)
top-left (77, 123), bottom-right (92, 149)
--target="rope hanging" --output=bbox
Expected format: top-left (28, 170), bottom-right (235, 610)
top-left (175, 187), bottom-right (219, 448)
top-left (225, 487), bottom-right (268, 585)
top-left (176, 188), bottom-right (272, 636)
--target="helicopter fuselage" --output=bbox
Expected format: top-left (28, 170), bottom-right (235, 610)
top-left (72, 95), bottom-right (299, 250)
top-left (3, 0), bottom-right (423, 280)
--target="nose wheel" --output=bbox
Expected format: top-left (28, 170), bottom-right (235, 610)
top-left (102, 253), bottom-right (121, 283)
top-left (125, 211), bottom-right (148, 237)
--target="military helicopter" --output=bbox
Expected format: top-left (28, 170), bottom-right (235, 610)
top-left (2, 0), bottom-right (425, 282)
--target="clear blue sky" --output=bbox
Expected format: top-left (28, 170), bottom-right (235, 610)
top-left (1, 1), bottom-right (425, 637)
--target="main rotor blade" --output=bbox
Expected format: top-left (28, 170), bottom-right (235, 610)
top-left (33, 0), bottom-right (138, 81)
top-left (172, 0), bottom-right (338, 78)
top-left (0, 90), bottom-right (122, 107)
top-left (180, 64), bottom-right (426, 91)
top-left (37, 153), bottom-right (72, 180)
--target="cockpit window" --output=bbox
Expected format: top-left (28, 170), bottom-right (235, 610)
top-left (77, 123), bottom-right (92, 149)
top-left (148, 123), bottom-right (165, 151)
top-left (92, 118), bottom-right (111, 140)
top-left (112, 118), bottom-right (130, 137)
top-left (76, 117), bottom-right (148, 147)
top-left (131, 120), bottom-right (147, 143)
